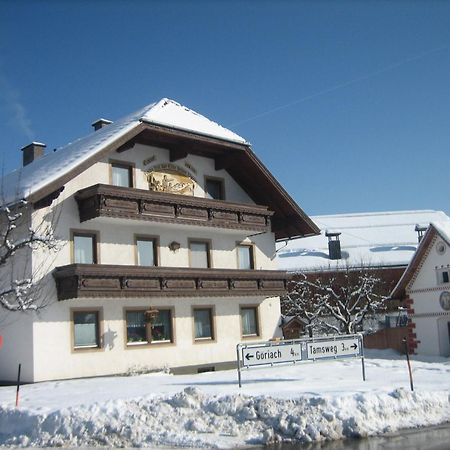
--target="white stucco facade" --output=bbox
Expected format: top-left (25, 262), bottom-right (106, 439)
top-left (403, 231), bottom-right (450, 357)
top-left (1, 137), bottom-right (289, 382)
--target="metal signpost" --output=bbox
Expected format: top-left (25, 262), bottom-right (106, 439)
top-left (237, 340), bottom-right (302, 387)
top-left (236, 333), bottom-right (365, 387)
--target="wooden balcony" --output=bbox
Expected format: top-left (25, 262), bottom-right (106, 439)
top-left (75, 184), bottom-right (273, 232)
top-left (53, 264), bottom-right (289, 300)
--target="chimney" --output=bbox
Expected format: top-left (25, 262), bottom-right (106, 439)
top-left (91, 118), bottom-right (112, 131)
top-left (415, 224), bottom-right (428, 243)
top-left (21, 142), bottom-right (46, 167)
top-left (325, 230), bottom-right (342, 260)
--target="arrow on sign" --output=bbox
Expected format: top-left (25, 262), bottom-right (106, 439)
top-left (245, 353), bottom-right (254, 361)
top-left (351, 343), bottom-right (357, 350)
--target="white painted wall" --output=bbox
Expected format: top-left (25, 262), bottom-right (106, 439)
top-left (30, 295), bottom-right (280, 382)
top-left (7, 142), bottom-right (283, 382)
top-left (407, 234), bottom-right (450, 356)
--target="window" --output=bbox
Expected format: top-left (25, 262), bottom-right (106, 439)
top-left (111, 162), bottom-right (133, 187)
top-left (73, 310), bottom-right (100, 349)
top-left (437, 268), bottom-right (450, 284)
top-left (241, 307), bottom-right (259, 336)
top-left (126, 311), bottom-right (147, 344)
top-left (205, 177), bottom-right (224, 200)
top-left (237, 244), bottom-right (254, 270)
top-left (126, 309), bottom-right (173, 345)
top-left (73, 232), bottom-right (97, 264)
top-left (151, 310), bottom-right (172, 342)
top-left (136, 237), bottom-right (157, 266)
top-left (194, 308), bottom-right (214, 340)
top-left (189, 240), bottom-right (210, 268)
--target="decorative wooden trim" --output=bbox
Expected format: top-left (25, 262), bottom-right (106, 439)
top-left (75, 184), bottom-right (273, 233)
top-left (408, 285), bottom-right (450, 294)
top-left (53, 264), bottom-right (290, 300)
top-left (406, 311), bottom-right (450, 318)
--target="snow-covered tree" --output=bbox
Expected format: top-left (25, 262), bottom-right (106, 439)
top-left (0, 199), bottom-right (60, 312)
top-left (282, 273), bottom-right (325, 337)
top-left (282, 266), bottom-right (388, 335)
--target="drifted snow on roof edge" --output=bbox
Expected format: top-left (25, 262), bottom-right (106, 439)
top-left (0, 99), bottom-right (247, 205)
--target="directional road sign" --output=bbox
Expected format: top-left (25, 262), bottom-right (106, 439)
top-left (306, 336), bottom-right (361, 360)
top-left (241, 342), bottom-right (302, 368)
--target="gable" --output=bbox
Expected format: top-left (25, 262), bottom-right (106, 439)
top-left (391, 220), bottom-right (450, 299)
top-left (1, 99), bottom-right (319, 240)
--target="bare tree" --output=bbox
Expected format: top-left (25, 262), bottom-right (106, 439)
top-left (283, 266), bottom-right (388, 335)
top-left (0, 199), bottom-right (60, 312)
top-left (282, 274), bottom-right (324, 337)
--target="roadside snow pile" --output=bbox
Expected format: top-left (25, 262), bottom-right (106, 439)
top-left (0, 387), bottom-right (449, 447)
top-left (0, 351), bottom-right (449, 448)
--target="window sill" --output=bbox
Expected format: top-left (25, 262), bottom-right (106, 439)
top-left (194, 337), bottom-right (216, 344)
top-left (242, 334), bottom-right (260, 340)
top-left (73, 345), bottom-right (102, 352)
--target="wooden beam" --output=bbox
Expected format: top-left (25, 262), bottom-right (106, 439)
top-left (215, 154), bottom-right (237, 171)
top-left (116, 139), bottom-right (137, 153)
top-left (169, 148), bottom-right (188, 162)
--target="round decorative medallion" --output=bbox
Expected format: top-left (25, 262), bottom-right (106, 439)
top-left (436, 241), bottom-right (446, 255)
top-left (439, 291), bottom-right (450, 311)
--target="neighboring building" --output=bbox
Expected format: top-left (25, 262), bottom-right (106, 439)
top-left (0, 98), bottom-right (318, 382)
top-left (276, 210), bottom-right (449, 341)
top-left (391, 220), bottom-right (450, 356)
top-left (276, 210), bottom-right (449, 274)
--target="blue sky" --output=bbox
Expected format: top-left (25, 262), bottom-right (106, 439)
top-left (1, 0), bottom-right (449, 217)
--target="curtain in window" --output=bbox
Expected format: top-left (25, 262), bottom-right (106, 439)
top-left (241, 308), bottom-right (257, 335)
top-left (137, 240), bottom-right (155, 266)
top-left (74, 312), bottom-right (98, 347)
top-left (74, 235), bottom-right (94, 264)
top-left (151, 310), bottom-right (171, 341)
top-left (238, 246), bottom-right (252, 269)
top-left (194, 309), bottom-right (212, 338)
top-left (126, 311), bottom-right (147, 343)
top-left (112, 165), bottom-right (130, 187)
top-left (190, 242), bottom-right (209, 268)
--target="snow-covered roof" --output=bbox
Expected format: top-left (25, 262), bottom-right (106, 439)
top-left (0, 98), bottom-right (247, 205)
top-left (432, 220), bottom-right (450, 246)
top-left (276, 210), bottom-right (450, 272)
top-left (391, 217), bottom-right (450, 298)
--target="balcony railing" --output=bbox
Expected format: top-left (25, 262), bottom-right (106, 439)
top-left (53, 264), bottom-right (289, 300)
top-left (75, 184), bottom-right (273, 232)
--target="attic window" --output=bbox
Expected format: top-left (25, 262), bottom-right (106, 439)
top-left (436, 267), bottom-right (450, 284)
top-left (205, 177), bottom-right (224, 200)
top-left (111, 162), bottom-right (133, 187)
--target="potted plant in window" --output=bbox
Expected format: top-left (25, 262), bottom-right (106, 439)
top-left (144, 307), bottom-right (159, 324)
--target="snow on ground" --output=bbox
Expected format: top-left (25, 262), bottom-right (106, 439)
top-left (0, 350), bottom-right (449, 448)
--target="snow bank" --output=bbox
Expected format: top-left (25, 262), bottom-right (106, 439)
top-left (0, 352), bottom-right (449, 448)
top-left (0, 387), bottom-right (448, 448)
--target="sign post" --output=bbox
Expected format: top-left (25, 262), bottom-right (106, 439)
top-left (236, 334), bottom-right (365, 387)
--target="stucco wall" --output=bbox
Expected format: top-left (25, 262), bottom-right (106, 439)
top-left (407, 234), bottom-right (450, 356)
top-left (30, 295), bottom-right (281, 382)
top-left (22, 141), bottom-right (282, 381)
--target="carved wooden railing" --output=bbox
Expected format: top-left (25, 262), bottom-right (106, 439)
top-left (53, 264), bottom-right (289, 300)
top-left (75, 184), bottom-right (273, 232)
